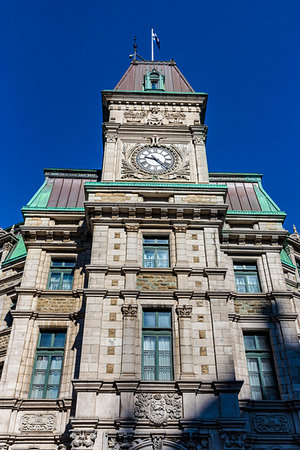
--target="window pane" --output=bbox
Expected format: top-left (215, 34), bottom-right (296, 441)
top-left (247, 275), bottom-right (260, 292)
top-left (158, 312), bottom-right (171, 328)
top-left (143, 367), bottom-right (155, 381)
top-left (52, 260), bottom-right (63, 267)
top-left (54, 333), bottom-right (66, 348)
top-left (64, 261), bottom-right (75, 267)
top-left (32, 369), bottom-right (47, 385)
top-left (50, 355), bottom-right (63, 371)
top-left (39, 333), bottom-right (52, 348)
top-left (31, 385), bottom-right (44, 399)
top-left (62, 273), bottom-right (73, 290)
top-left (143, 336), bottom-right (156, 381)
top-left (158, 367), bottom-right (171, 381)
top-left (265, 387), bottom-right (277, 400)
top-left (256, 335), bottom-right (269, 350)
top-left (244, 335), bottom-right (255, 350)
top-left (156, 249), bottom-right (169, 268)
top-left (45, 384), bottom-right (60, 399)
top-left (143, 312), bottom-right (156, 328)
top-left (235, 275), bottom-right (247, 293)
top-left (250, 386), bottom-right (263, 400)
top-left (144, 249), bottom-right (156, 268)
top-left (48, 273), bottom-right (61, 290)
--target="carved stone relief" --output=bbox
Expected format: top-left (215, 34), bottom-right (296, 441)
top-left (220, 431), bottom-right (246, 449)
top-left (121, 304), bottom-right (138, 317)
top-left (121, 142), bottom-right (190, 181)
top-left (70, 430), bottom-right (97, 449)
top-left (20, 413), bottom-right (56, 431)
top-left (253, 414), bottom-right (290, 433)
top-left (123, 108), bottom-right (186, 126)
top-left (107, 433), bottom-right (209, 450)
top-left (176, 305), bottom-right (192, 318)
top-left (134, 393), bottom-right (182, 425)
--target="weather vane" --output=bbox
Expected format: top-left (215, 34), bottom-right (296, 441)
top-left (129, 37), bottom-right (145, 61)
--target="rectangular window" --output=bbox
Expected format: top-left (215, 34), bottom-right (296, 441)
top-left (142, 310), bottom-right (173, 381)
top-left (30, 330), bottom-right (66, 399)
top-left (47, 260), bottom-right (75, 290)
top-left (234, 264), bottom-right (260, 293)
top-left (143, 237), bottom-right (169, 268)
top-left (244, 333), bottom-right (278, 400)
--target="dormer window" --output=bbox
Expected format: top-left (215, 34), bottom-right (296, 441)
top-left (144, 69), bottom-right (165, 91)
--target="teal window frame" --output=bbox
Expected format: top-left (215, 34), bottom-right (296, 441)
top-left (144, 69), bottom-right (165, 91)
top-left (244, 333), bottom-right (279, 400)
top-left (143, 236), bottom-right (169, 268)
top-left (234, 264), bottom-right (261, 293)
top-left (47, 260), bottom-right (75, 290)
top-left (29, 330), bottom-right (66, 399)
top-left (142, 310), bottom-right (173, 381)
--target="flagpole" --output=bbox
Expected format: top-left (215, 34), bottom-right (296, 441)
top-left (151, 28), bottom-right (154, 61)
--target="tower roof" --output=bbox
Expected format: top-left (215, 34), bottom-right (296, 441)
top-left (114, 60), bottom-right (194, 93)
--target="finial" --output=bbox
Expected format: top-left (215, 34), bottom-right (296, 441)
top-left (293, 224), bottom-right (299, 235)
top-left (10, 224), bottom-right (15, 234)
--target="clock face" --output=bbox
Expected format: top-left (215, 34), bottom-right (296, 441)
top-left (136, 146), bottom-right (175, 173)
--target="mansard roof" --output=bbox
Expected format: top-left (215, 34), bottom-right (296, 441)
top-left (114, 60), bottom-right (194, 93)
top-left (23, 169), bottom-right (284, 216)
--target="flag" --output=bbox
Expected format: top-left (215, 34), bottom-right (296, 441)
top-left (153, 32), bottom-right (160, 50)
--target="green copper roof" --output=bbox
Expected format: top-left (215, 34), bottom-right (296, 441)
top-left (27, 180), bottom-right (53, 208)
top-left (2, 234), bottom-right (27, 266)
top-left (280, 247), bottom-right (295, 268)
top-left (254, 181), bottom-right (281, 213)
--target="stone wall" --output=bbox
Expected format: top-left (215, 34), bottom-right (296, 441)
top-left (234, 298), bottom-right (272, 315)
top-left (136, 273), bottom-right (177, 290)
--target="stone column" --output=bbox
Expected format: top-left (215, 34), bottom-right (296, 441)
top-left (191, 125), bottom-right (209, 183)
top-left (176, 304), bottom-right (195, 379)
top-left (123, 224), bottom-right (140, 290)
top-left (173, 225), bottom-right (190, 290)
top-left (101, 123), bottom-right (120, 182)
top-left (120, 299), bottom-right (138, 379)
top-left (206, 291), bottom-right (236, 381)
top-left (271, 291), bottom-right (300, 400)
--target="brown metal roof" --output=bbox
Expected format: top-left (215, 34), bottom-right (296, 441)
top-left (28, 170), bottom-right (279, 213)
top-left (114, 60), bottom-right (194, 93)
top-left (226, 182), bottom-right (262, 211)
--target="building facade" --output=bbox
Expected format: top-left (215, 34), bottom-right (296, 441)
top-left (0, 60), bottom-right (299, 449)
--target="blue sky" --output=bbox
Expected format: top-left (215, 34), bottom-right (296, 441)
top-left (0, 0), bottom-right (299, 230)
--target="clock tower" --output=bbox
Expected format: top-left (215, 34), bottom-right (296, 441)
top-left (101, 60), bottom-right (209, 183)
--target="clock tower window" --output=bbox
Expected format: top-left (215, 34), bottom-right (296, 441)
top-left (144, 68), bottom-right (165, 91)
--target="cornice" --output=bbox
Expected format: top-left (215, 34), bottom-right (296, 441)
top-left (0, 397), bottom-right (73, 411)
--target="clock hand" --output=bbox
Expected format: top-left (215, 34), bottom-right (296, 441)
top-left (147, 155), bottom-right (168, 169)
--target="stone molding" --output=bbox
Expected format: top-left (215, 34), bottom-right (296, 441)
top-left (176, 305), bottom-right (192, 318)
top-left (121, 304), bottom-right (138, 318)
top-left (212, 381), bottom-right (244, 394)
top-left (70, 429), bottom-right (97, 449)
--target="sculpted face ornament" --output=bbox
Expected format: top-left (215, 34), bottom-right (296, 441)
top-left (136, 146), bottom-right (175, 173)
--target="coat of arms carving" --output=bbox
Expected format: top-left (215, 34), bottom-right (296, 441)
top-left (134, 393), bottom-right (182, 425)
